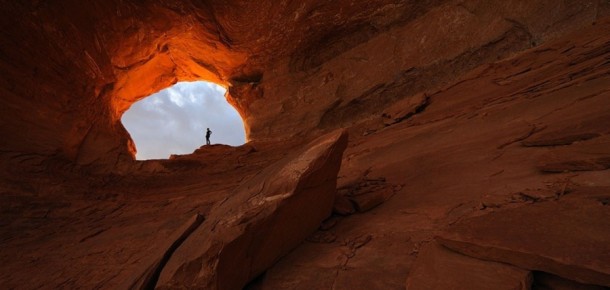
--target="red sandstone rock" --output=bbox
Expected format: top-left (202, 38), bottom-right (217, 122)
top-left (437, 192), bottom-right (610, 287)
top-left (333, 194), bottom-right (356, 215)
top-left (0, 136), bottom-right (300, 289)
top-left (536, 136), bottom-right (610, 173)
top-left (1, 1), bottom-right (610, 289)
top-left (350, 186), bottom-right (394, 212)
top-left (163, 18), bottom-right (610, 289)
top-left (406, 242), bottom-right (532, 290)
top-left (124, 213), bottom-right (205, 289)
top-left (522, 114), bottom-right (610, 147)
top-left (381, 92), bottom-right (429, 126)
top-left (154, 130), bottom-right (347, 289)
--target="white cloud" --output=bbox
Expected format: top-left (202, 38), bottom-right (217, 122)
top-left (121, 81), bottom-right (246, 160)
top-left (167, 87), bottom-right (185, 107)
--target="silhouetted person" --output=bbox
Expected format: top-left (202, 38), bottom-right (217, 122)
top-left (206, 128), bottom-right (212, 145)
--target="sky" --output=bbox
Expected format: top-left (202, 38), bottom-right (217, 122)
top-left (121, 81), bottom-right (245, 160)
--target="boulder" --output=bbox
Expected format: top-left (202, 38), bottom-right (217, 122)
top-left (381, 93), bottom-right (429, 126)
top-left (350, 186), bottom-right (394, 212)
top-left (333, 194), bottom-right (357, 215)
top-left (153, 130), bottom-right (348, 289)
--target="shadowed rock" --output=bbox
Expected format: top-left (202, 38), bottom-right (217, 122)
top-left (522, 132), bottom-right (601, 147)
top-left (154, 130), bottom-right (348, 289)
top-left (437, 191), bottom-right (610, 287)
top-left (533, 272), bottom-right (607, 290)
top-left (125, 214), bottom-right (206, 289)
top-left (523, 114), bottom-right (610, 147)
top-left (537, 136), bottom-right (610, 173)
top-left (406, 242), bottom-right (532, 290)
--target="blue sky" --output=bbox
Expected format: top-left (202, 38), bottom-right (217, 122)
top-left (121, 81), bottom-right (245, 160)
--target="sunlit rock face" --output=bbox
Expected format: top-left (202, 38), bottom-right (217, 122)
top-left (2, 1), bottom-right (610, 289)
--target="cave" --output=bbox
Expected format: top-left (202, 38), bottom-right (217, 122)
top-left (1, 1), bottom-right (610, 289)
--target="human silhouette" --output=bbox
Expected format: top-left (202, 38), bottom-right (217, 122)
top-left (205, 128), bottom-right (212, 145)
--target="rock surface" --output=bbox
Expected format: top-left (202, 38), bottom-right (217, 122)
top-left (0, 142), bottom-right (289, 289)
top-left (536, 135), bottom-right (610, 173)
top-left (406, 242), bottom-right (532, 290)
top-left (1, 1), bottom-right (610, 289)
top-left (251, 18), bottom-right (610, 290)
top-left (155, 130), bottom-right (347, 289)
top-left (437, 189), bottom-right (610, 287)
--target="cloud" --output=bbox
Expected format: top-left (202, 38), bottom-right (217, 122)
top-left (167, 87), bottom-right (186, 107)
top-left (121, 81), bottom-right (246, 160)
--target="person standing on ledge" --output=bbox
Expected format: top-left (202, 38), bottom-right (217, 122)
top-left (205, 128), bottom-right (212, 145)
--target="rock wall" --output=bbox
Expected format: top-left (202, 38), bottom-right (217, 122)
top-left (0, 0), bottom-right (608, 170)
top-left (251, 0), bottom-right (606, 140)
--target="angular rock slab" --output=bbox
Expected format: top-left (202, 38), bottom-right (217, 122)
top-left (154, 130), bottom-right (348, 289)
top-left (406, 242), bottom-right (532, 290)
top-left (437, 194), bottom-right (610, 287)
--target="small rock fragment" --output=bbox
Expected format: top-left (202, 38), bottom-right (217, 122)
top-left (333, 194), bottom-right (356, 215)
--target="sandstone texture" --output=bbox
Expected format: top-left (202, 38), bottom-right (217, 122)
top-left (438, 189), bottom-right (610, 286)
top-left (2, 0), bottom-right (610, 289)
top-left (405, 242), bottom-right (532, 290)
top-left (155, 130), bottom-right (347, 289)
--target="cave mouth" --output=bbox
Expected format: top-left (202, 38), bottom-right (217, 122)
top-left (121, 81), bottom-right (246, 160)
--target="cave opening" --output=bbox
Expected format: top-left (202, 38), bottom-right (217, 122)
top-left (121, 81), bottom-right (246, 160)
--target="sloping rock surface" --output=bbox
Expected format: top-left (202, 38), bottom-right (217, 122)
top-left (537, 135), bottom-right (610, 173)
top-left (252, 18), bottom-right (610, 289)
top-left (406, 242), bottom-right (532, 290)
top-left (437, 189), bottom-right (610, 287)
